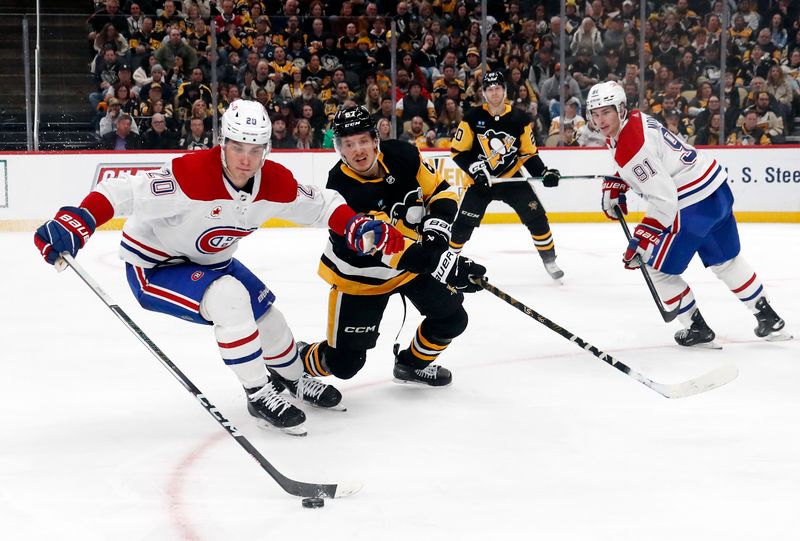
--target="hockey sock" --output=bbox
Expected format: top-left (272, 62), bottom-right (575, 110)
top-left (256, 307), bottom-right (302, 381)
top-left (404, 325), bottom-right (451, 368)
top-left (300, 341), bottom-right (331, 377)
top-left (448, 239), bottom-right (465, 253)
top-left (650, 270), bottom-right (698, 327)
top-left (531, 231), bottom-right (555, 256)
top-left (201, 276), bottom-right (269, 389)
top-left (709, 256), bottom-right (765, 312)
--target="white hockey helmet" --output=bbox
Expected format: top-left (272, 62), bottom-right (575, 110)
top-left (586, 81), bottom-right (628, 119)
top-left (220, 99), bottom-right (272, 170)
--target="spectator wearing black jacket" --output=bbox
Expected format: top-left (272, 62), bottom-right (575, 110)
top-left (100, 113), bottom-right (141, 150)
top-left (141, 113), bottom-right (178, 149)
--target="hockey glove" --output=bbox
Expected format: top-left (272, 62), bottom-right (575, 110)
top-left (345, 214), bottom-right (405, 256)
top-left (419, 215), bottom-right (452, 259)
top-left (601, 176), bottom-right (629, 220)
top-left (542, 167), bottom-right (561, 188)
top-left (468, 161), bottom-right (491, 192)
top-left (622, 217), bottom-right (664, 270)
top-left (431, 249), bottom-right (487, 293)
top-left (34, 206), bottom-right (96, 265)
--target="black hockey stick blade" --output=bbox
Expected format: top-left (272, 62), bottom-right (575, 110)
top-left (60, 254), bottom-right (362, 500)
top-left (473, 277), bottom-right (738, 398)
top-left (614, 205), bottom-right (680, 323)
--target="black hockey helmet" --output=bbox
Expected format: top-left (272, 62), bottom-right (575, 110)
top-left (332, 105), bottom-right (377, 139)
top-left (482, 71), bottom-right (506, 90)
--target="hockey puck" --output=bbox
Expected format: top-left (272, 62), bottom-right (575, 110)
top-left (301, 497), bottom-right (325, 509)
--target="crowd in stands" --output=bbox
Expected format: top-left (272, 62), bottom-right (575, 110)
top-left (85, 0), bottom-right (800, 151)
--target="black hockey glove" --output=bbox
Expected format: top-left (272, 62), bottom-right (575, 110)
top-left (468, 161), bottom-right (491, 193)
top-left (542, 167), bottom-right (561, 188)
top-left (419, 214), bottom-right (451, 259)
top-left (431, 249), bottom-right (487, 293)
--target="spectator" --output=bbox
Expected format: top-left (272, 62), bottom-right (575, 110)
top-left (140, 64), bottom-right (174, 103)
top-left (601, 49), bottom-right (625, 82)
top-left (395, 81), bottom-right (436, 126)
top-left (98, 98), bottom-right (141, 137)
top-left (728, 109), bottom-right (771, 145)
top-left (569, 47), bottom-right (600, 97)
top-left (324, 81), bottom-right (353, 123)
top-left (570, 17), bottom-right (603, 56)
top-left (126, 2), bottom-right (146, 36)
top-left (293, 118), bottom-right (316, 149)
top-left (279, 66), bottom-right (304, 100)
top-left (178, 116), bottom-right (213, 150)
top-left (604, 15), bottom-right (626, 52)
top-left (94, 23), bottom-right (130, 59)
top-left (674, 50), bottom-right (699, 90)
top-left (768, 13), bottom-right (788, 51)
top-left (372, 97), bottom-right (393, 124)
top-left (128, 17), bottom-right (158, 68)
top-left (114, 84), bottom-right (138, 114)
top-left (176, 67), bottom-right (213, 120)
top-left (764, 65), bottom-right (795, 120)
top-left (87, 0), bottom-right (128, 46)
top-left (138, 82), bottom-right (173, 117)
top-left (270, 117), bottom-right (298, 149)
top-left (155, 0), bottom-right (187, 35)
top-left (181, 98), bottom-right (212, 136)
top-left (654, 33), bottom-right (680, 71)
top-left (376, 117), bottom-right (392, 141)
top-left (154, 27), bottom-right (198, 72)
top-left (695, 112), bottom-right (723, 145)
top-left (546, 97), bottom-right (586, 147)
top-left (246, 59), bottom-right (275, 102)
top-left (363, 83), bottom-right (383, 115)
top-left (100, 112), bottom-right (141, 150)
top-left (398, 115), bottom-right (427, 145)
top-left (141, 113), bottom-right (178, 149)
top-left (435, 97), bottom-right (462, 142)
top-left (539, 65), bottom-right (582, 117)
top-left (90, 47), bottom-right (122, 110)
top-left (741, 90), bottom-right (785, 139)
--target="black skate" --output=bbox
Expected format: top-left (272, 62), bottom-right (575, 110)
top-left (280, 374), bottom-right (346, 411)
top-left (245, 380), bottom-right (307, 436)
top-left (393, 348), bottom-right (452, 387)
top-left (753, 297), bottom-right (792, 341)
top-left (541, 256), bottom-right (564, 281)
top-left (674, 310), bottom-right (719, 349)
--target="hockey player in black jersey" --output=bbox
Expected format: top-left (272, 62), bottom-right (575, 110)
top-left (451, 71), bottom-right (564, 280)
top-left (298, 105), bottom-right (487, 387)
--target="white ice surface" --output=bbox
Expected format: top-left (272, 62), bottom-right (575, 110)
top-left (1, 223), bottom-right (799, 541)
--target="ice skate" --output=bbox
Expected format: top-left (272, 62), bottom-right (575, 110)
top-left (541, 256), bottom-right (564, 282)
top-left (674, 310), bottom-right (720, 349)
top-left (279, 373), bottom-right (346, 411)
top-left (245, 380), bottom-right (307, 436)
top-left (393, 346), bottom-right (452, 387)
top-left (753, 297), bottom-right (792, 341)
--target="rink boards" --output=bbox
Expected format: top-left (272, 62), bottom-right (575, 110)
top-left (1, 146), bottom-right (799, 230)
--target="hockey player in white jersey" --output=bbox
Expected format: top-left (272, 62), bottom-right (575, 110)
top-left (586, 81), bottom-right (789, 346)
top-left (33, 99), bottom-right (404, 435)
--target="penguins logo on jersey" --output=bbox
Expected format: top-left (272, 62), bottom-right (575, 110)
top-left (476, 130), bottom-right (517, 170)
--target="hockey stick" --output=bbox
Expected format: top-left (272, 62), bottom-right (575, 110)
top-left (60, 253), bottom-right (361, 500)
top-left (614, 205), bottom-right (680, 323)
top-left (472, 278), bottom-right (738, 398)
top-left (489, 174), bottom-right (603, 186)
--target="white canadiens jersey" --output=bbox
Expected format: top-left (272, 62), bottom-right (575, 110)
top-left (94, 147), bottom-right (346, 268)
top-left (608, 110), bottom-right (726, 228)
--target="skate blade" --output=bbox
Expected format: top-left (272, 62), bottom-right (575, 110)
top-left (392, 377), bottom-right (452, 387)
top-left (255, 419), bottom-right (308, 437)
top-left (692, 340), bottom-right (722, 350)
top-left (764, 331), bottom-right (793, 342)
top-left (302, 400), bottom-right (347, 412)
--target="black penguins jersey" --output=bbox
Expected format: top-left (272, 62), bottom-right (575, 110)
top-left (451, 104), bottom-right (545, 182)
top-left (320, 139), bottom-right (459, 295)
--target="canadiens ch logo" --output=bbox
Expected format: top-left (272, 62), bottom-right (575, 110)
top-left (191, 271), bottom-right (205, 281)
top-left (196, 226), bottom-right (255, 253)
top-left (208, 205), bottom-right (223, 219)
top-left (477, 130), bottom-right (518, 170)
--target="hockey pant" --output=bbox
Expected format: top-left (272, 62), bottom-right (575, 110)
top-left (450, 181), bottom-right (555, 259)
top-left (643, 184), bottom-right (769, 327)
top-left (125, 259), bottom-right (302, 389)
top-left (302, 274), bottom-right (469, 380)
